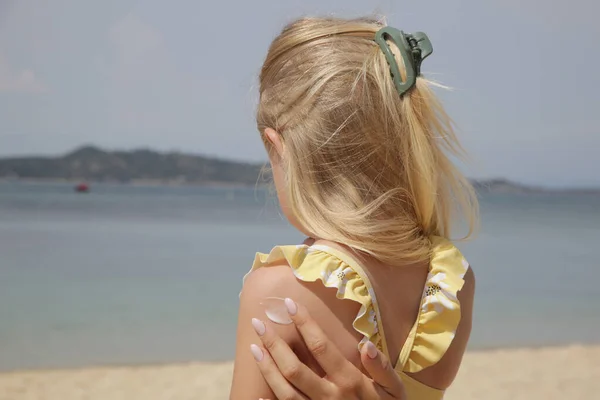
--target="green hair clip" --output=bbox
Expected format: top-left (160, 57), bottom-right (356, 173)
top-left (374, 27), bottom-right (433, 96)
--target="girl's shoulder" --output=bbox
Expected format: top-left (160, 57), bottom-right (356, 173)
top-left (242, 239), bottom-right (385, 352)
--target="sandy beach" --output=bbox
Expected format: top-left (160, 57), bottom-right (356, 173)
top-left (1, 345), bottom-right (598, 400)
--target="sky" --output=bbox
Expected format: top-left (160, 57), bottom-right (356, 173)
top-left (0, 0), bottom-right (598, 187)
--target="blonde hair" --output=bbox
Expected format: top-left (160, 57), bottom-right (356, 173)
top-left (257, 17), bottom-right (478, 265)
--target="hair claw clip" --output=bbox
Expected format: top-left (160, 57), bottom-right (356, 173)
top-left (374, 27), bottom-right (433, 96)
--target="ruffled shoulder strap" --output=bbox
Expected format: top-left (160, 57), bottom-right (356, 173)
top-left (396, 236), bottom-right (470, 373)
top-left (242, 243), bottom-right (389, 356)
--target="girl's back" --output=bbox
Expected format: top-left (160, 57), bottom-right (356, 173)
top-left (230, 16), bottom-right (478, 400)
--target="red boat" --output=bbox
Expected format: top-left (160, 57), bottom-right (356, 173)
top-left (74, 182), bottom-right (90, 193)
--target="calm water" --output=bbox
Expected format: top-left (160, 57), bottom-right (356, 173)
top-left (0, 182), bottom-right (598, 371)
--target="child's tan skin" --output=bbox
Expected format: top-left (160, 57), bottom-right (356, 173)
top-left (250, 299), bottom-right (409, 400)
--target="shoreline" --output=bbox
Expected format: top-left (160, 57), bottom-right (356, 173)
top-left (3, 340), bottom-right (599, 375)
top-left (2, 177), bottom-right (599, 195)
top-left (2, 344), bottom-right (599, 400)
top-left (0, 177), bottom-right (264, 189)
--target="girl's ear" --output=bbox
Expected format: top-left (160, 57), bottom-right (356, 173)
top-left (264, 128), bottom-right (284, 159)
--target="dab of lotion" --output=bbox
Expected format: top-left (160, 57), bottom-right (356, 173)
top-left (260, 297), bottom-right (293, 325)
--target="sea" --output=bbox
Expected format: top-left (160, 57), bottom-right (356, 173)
top-left (0, 182), bottom-right (598, 372)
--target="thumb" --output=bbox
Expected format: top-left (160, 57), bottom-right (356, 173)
top-left (360, 342), bottom-right (406, 399)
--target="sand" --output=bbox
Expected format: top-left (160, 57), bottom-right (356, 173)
top-left (1, 345), bottom-right (599, 400)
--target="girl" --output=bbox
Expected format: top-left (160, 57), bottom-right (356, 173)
top-left (231, 16), bottom-right (478, 400)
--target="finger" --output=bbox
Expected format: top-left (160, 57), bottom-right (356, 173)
top-left (251, 344), bottom-right (307, 400)
top-left (252, 318), bottom-right (325, 398)
top-left (284, 298), bottom-right (351, 377)
top-left (360, 341), bottom-right (406, 399)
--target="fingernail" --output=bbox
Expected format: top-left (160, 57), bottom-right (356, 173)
top-left (366, 341), bottom-right (378, 359)
top-left (252, 318), bottom-right (266, 336)
top-left (284, 298), bottom-right (297, 315)
top-left (250, 344), bottom-right (263, 361)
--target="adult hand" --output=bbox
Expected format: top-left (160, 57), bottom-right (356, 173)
top-left (251, 298), bottom-right (406, 400)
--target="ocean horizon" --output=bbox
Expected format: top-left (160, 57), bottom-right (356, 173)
top-left (0, 181), bottom-right (598, 372)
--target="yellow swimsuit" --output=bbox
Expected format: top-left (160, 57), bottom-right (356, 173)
top-left (244, 236), bottom-right (470, 400)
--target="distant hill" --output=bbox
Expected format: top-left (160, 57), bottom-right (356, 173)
top-left (0, 146), bottom-right (268, 186)
top-left (471, 179), bottom-right (543, 194)
top-left (471, 179), bottom-right (599, 195)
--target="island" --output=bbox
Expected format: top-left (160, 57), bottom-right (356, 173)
top-left (0, 146), bottom-right (267, 187)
